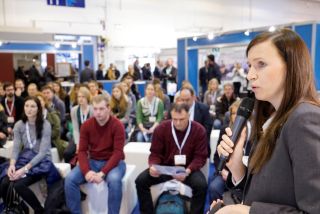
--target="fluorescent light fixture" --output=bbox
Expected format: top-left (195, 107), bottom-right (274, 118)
top-left (71, 43), bottom-right (77, 48)
top-left (269, 26), bottom-right (276, 32)
top-left (54, 35), bottom-right (77, 41)
top-left (193, 36), bottom-right (198, 42)
top-left (208, 33), bottom-right (214, 40)
top-left (54, 42), bottom-right (60, 48)
top-left (244, 30), bottom-right (250, 36)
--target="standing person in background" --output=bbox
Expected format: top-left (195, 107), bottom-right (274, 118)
top-left (153, 60), bottom-right (163, 80)
top-left (27, 83), bottom-right (39, 97)
top-left (142, 63), bottom-right (152, 80)
top-left (96, 63), bottom-right (105, 80)
top-left (160, 58), bottom-right (177, 95)
top-left (199, 60), bottom-right (210, 99)
top-left (231, 62), bottom-right (247, 97)
top-left (133, 59), bottom-right (142, 80)
top-left (43, 65), bottom-right (56, 83)
top-left (80, 60), bottom-right (95, 83)
top-left (212, 29), bottom-right (320, 214)
top-left (153, 79), bottom-right (171, 120)
top-left (105, 63), bottom-right (117, 80)
top-left (207, 54), bottom-right (221, 83)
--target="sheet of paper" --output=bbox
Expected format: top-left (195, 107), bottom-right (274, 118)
top-left (153, 165), bottom-right (186, 176)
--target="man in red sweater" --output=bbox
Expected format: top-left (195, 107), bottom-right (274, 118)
top-left (65, 94), bottom-right (126, 214)
top-left (135, 103), bottom-right (208, 214)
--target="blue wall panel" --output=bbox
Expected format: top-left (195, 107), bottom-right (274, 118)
top-left (314, 24), bottom-right (320, 89)
top-left (187, 49), bottom-right (199, 95)
top-left (177, 39), bottom-right (186, 90)
top-left (295, 24), bottom-right (313, 53)
top-left (81, 44), bottom-right (94, 71)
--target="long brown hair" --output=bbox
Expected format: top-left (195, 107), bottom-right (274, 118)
top-left (110, 84), bottom-right (128, 118)
top-left (248, 29), bottom-right (320, 173)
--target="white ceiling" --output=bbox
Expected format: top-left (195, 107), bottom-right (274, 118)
top-left (1, 0), bottom-right (320, 48)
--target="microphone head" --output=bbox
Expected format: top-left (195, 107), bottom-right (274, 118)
top-left (237, 98), bottom-right (255, 119)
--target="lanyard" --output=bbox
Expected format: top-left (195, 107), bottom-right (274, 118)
top-left (80, 107), bottom-right (88, 124)
top-left (148, 98), bottom-right (156, 116)
top-left (5, 97), bottom-right (15, 116)
top-left (26, 122), bottom-right (37, 149)
top-left (171, 120), bottom-right (192, 155)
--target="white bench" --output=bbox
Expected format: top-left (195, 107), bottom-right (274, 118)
top-left (210, 130), bottom-right (220, 163)
top-left (0, 140), bottom-right (13, 159)
top-left (80, 164), bottom-right (137, 214)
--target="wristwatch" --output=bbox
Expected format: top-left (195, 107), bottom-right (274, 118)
top-left (24, 166), bottom-right (29, 174)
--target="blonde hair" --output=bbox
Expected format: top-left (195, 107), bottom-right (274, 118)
top-left (92, 94), bottom-right (110, 106)
top-left (0, 104), bottom-right (4, 112)
top-left (78, 87), bottom-right (91, 104)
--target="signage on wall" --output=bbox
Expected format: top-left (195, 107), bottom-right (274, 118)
top-left (47, 0), bottom-right (85, 8)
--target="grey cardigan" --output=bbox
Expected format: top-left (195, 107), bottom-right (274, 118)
top-left (71, 105), bottom-right (94, 144)
top-left (12, 120), bottom-right (52, 167)
top-left (229, 103), bottom-right (320, 214)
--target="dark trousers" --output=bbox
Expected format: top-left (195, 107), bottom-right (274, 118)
top-left (135, 169), bottom-right (207, 214)
top-left (0, 175), bottom-right (44, 213)
top-left (63, 141), bottom-right (76, 164)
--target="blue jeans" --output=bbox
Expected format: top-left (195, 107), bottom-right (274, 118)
top-left (208, 174), bottom-right (225, 202)
top-left (136, 131), bottom-right (152, 142)
top-left (64, 159), bottom-right (126, 214)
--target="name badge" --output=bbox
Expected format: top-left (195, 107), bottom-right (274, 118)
top-left (174, 155), bottom-right (186, 166)
top-left (149, 116), bottom-right (156, 123)
top-left (7, 116), bottom-right (15, 123)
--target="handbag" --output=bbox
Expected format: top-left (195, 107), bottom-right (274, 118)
top-left (1, 182), bottom-right (26, 214)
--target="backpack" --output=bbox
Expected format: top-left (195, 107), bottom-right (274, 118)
top-left (155, 191), bottom-right (187, 214)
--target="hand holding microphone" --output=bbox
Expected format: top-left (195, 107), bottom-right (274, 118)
top-left (216, 98), bottom-right (254, 179)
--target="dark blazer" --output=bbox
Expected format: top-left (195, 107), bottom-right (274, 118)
top-left (207, 63), bottom-right (221, 83)
top-left (1, 95), bottom-right (24, 124)
top-left (80, 67), bottom-right (95, 83)
top-left (194, 102), bottom-right (213, 143)
top-left (199, 66), bottom-right (209, 86)
top-left (160, 66), bottom-right (177, 92)
top-left (227, 102), bottom-right (320, 214)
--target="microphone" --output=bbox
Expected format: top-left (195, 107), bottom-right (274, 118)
top-left (216, 97), bottom-right (255, 173)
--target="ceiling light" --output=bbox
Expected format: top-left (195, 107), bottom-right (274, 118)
top-left (269, 26), bottom-right (276, 32)
top-left (244, 30), bottom-right (250, 36)
top-left (208, 33), bottom-right (214, 40)
top-left (54, 42), bottom-right (60, 48)
top-left (193, 36), bottom-right (198, 42)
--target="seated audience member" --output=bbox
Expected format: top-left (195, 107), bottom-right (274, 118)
top-left (64, 94), bottom-right (126, 214)
top-left (63, 87), bottom-right (93, 164)
top-left (179, 87), bottom-right (213, 152)
top-left (0, 104), bottom-right (8, 147)
top-left (120, 81), bottom-right (136, 120)
top-left (36, 93), bottom-right (67, 159)
top-left (27, 83), bottom-right (39, 97)
top-left (135, 103), bottom-right (208, 214)
top-left (174, 80), bottom-right (193, 102)
top-left (0, 82), bottom-right (5, 102)
top-left (52, 81), bottom-right (71, 114)
top-left (88, 80), bottom-right (101, 98)
top-left (122, 75), bottom-right (140, 100)
top-left (209, 100), bottom-right (251, 203)
top-left (1, 82), bottom-right (24, 138)
top-left (105, 63), bottom-right (120, 80)
top-left (69, 83), bottom-right (81, 107)
top-left (122, 65), bottom-right (137, 81)
top-left (14, 79), bottom-right (28, 98)
top-left (110, 84), bottom-right (132, 133)
top-left (0, 97), bottom-right (58, 214)
top-left (135, 83), bottom-right (164, 142)
top-left (41, 85), bottom-right (66, 123)
top-left (153, 79), bottom-right (171, 119)
top-left (203, 78), bottom-right (222, 129)
top-left (215, 83), bottom-right (238, 126)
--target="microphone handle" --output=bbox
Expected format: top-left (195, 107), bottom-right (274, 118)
top-left (216, 116), bottom-right (246, 173)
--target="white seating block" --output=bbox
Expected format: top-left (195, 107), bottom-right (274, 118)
top-left (80, 164), bottom-right (137, 214)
